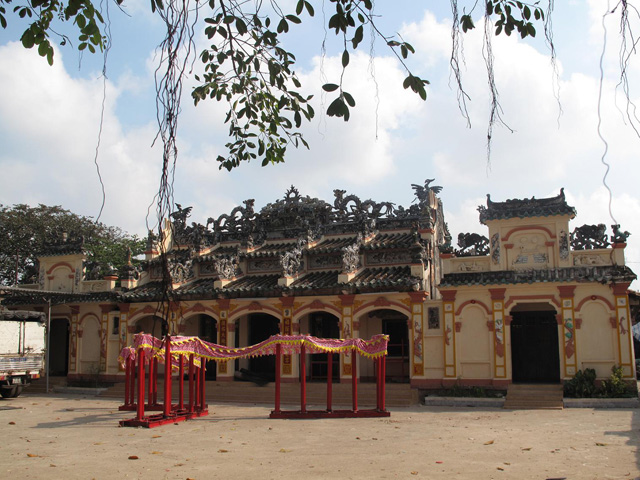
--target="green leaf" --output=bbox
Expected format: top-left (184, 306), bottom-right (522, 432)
top-left (236, 18), bottom-right (247, 35)
top-left (341, 49), bottom-right (349, 67)
top-left (322, 83), bottom-right (339, 92)
top-left (343, 91), bottom-right (355, 107)
top-left (277, 18), bottom-right (288, 33)
top-left (285, 14), bottom-right (301, 24)
top-left (304, 1), bottom-right (314, 16)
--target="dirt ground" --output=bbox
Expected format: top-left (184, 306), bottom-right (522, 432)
top-left (1, 393), bottom-right (639, 480)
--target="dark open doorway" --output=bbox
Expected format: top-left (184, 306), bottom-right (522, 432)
top-left (49, 318), bottom-right (69, 376)
top-left (199, 316), bottom-right (217, 380)
top-left (308, 312), bottom-right (340, 381)
top-left (248, 313), bottom-right (280, 381)
top-left (510, 309), bottom-right (560, 383)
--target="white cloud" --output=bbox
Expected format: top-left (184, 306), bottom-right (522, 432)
top-left (1, 6), bottom-right (639, 287)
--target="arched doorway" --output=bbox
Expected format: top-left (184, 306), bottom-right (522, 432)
top-left (248, 313), bottom-right (280, 381)
top-left (305, 311), bottom-right (340, 381)
top-left (183, 314), bottom-right (218, 380)
top-left (360, 309), bottom-right (409, 383)
top-left (510, 303), bottom-right (560, 383)
top-left (135, 315), bottom-right (167, 338)
top-left (49, 318), bottom-right (69, 376)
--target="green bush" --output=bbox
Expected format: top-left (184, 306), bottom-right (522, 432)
top-left (564, 368), bottom-right (597, 398)
top-left (600, 365), bottom-right (633, 398)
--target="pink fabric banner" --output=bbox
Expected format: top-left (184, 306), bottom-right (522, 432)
top-left (119, 333), bottom-right (389, 367)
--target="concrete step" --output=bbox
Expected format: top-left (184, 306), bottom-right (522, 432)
top-left (504, 383), bottom-right (563, 410)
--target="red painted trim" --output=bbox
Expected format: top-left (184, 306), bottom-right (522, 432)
top-left (611, 283), bottom-right (631, 296)
top-left (502, 225), bottom-right (556, 242)
top-left (575, 295), bottom-right (615, 312)
top-left (79, 312), bottom-right (100, 326)
top-left (339, 294), bottom-right (356, 306)
top-left (229, 303), bottom-right (282, 321)
top-left (454, 321), bottom-right (462, 332)
top-left (217, 299), bottom-right (231, 310)
top-left (354, 299), bottom-right (410, 315)
top-left (545, 241), bottom-right (555, 247)
top-left (408, 291), bottom-right (429, 303)
top-left (504, 294), bottom-right (561, 309)
top-left (504, 243), bottom-right (514, 249)
top-left (279, 297), bottom-right (295, 308)
top-left (489, 288), bottom-right (506, 301)
top-left (455, 299), bottom-right (491, 316)
top-left (182, 303), bottom-right (218, 318)
top-left (118, 303), bottom-right (131, 313)
top-left (46, 261), bottom-right (75, 274)
top-left (439, 290), bottom-right (457, 302)
top-left (504, 315), bottom-right (512, 326)
top-left (612, 243), bottom-right (627, 249)
top-left (99, 303), bottom-right (115, 313)
top-left (557, 285), bottom-right (576, 298)
top-left (293, 300), bottom-right (341, 318)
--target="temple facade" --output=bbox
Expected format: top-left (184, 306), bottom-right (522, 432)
top-left (1, 184), bottom-right (636, 389)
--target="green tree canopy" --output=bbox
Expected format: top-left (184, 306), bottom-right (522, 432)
top-left (0, 0), bottom-right (550, 171)
top-left (0, 204), bottom-right (145, 285)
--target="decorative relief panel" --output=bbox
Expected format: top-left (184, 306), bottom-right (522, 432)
top-left (308, 254), bottom-right (341, 270)
top-left (365, 250), bottom-right (413, 266)
top-left (510, 233), bottom-right (548, 269)
top-left (247, 257), bottom-right (280, 273)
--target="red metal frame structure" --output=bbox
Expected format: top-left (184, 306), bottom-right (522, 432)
top-left (269, 344), bottom-right (389, 419)
top-left (119, 335), bottom-right (209, 428)
top-left (118, 332), bottom-right (390, 427)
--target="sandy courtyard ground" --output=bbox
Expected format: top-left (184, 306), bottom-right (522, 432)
top-left (1, 393), bottom-right (639, 479)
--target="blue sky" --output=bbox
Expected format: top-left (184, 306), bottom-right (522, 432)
top-left (1, 0), bottom-right (639, 286)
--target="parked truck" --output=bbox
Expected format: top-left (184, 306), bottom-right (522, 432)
top-left (0, 310), bottom-right (46, 398)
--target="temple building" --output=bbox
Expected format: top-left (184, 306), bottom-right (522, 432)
top-left (0, 184), bottom-right (636, 391)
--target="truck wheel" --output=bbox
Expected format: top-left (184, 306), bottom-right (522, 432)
top-left (1, 386), bottom-right (17, 398)
top-left (10, 386), bottom-right (23, 398)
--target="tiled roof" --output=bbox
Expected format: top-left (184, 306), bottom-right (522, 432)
top-left (0, 288), bottom-right (119, 306)
top-left (222, 274), bottom-right (280, 295)
top-left (348, 266), bottom-right (420, 292)
top-left (440, 265), bottom-right (636, 287)
top-left (288, 270), bottom-right (340, 291)
top-left (362, 232), bottom-right (415, 250)
top-left (245, 242), bottom-right (298, 258)
top-left (478, 189), bottom-right (576, 223)
top-left (120, 281), bottom-right (164, 301)
top-left (310, 237), bottom-right (357, 253)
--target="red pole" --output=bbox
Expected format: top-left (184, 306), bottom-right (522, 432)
top-left (136, 348), bottom-right (146, 421)
top-left (376, 357), bottom-right (382, 411)
top-left (351, 352), bottom-right (358, 412)
top-left (178, 354), bottom-right (184, 410)
top-left (163, 335), bottom-right (172, 417)
top-left (380, 355), bottom-right (387, 412)
top-left (200, 358), bottom-right (207, 409)
top-left (124, 356), bottom-right (131, 406)
top-left (275, 344), bottom-right (281, 414)
top-left (129, 356), bottom-right (136, 405)
top-left (153, 357), bottom-right (159, 405)
top-left (147, 354), bottom-right (154, 407)
top-left (188, 354), bottom-right (194, 413)
top-left (195, 363), bottom-right (201, 411)
top-left (300, 343), bottom-right (307, 413)
top-left (326, 352), bottom-right (333, 412)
